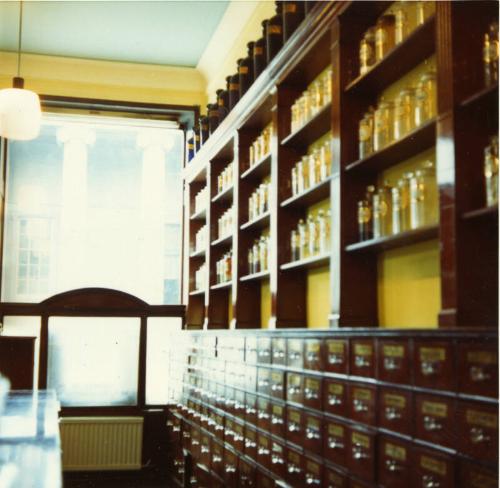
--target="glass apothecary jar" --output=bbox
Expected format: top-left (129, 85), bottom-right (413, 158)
top-left (415, 70), bottom-right (436, 126)
top-left (373, 100), bottom-right (395, 151)
top-left (358, 200), bottom-right (372, 241)
top-left (359, 109), bottom-right (374, 159)
top-left (409, 161), bottom-right (438, 229)
top-left (372, 184), bottom-right (392, 238)
top-left (375, 14), bottom-right (396, 62)
top-left (359, 28), bottom-right (376, 75)
top-left (394, 88), bottom-right (416, 140)
top-left (484, 138), bottom-right (499, 207)
top-left (416, 1), bottom-right (435, 26)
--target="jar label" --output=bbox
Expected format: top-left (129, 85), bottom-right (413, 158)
top-left (359, 124), bottom-right (372, 141)
top-left (254, 46), bottom-right (264, 55)
top-left (229, 83), bottom-right (239, 90)
top-left (466, 409), bottom-right (497, 428)
top-left (238, 66), bottom-right (249, 74)
top-left (385, 443), bottom-right (407, 461)
top-left (420, 456), bottom-right (446, 476)
top-left (284, 3), bottom-right (297, 13)
top-left (268, 25), bottom-right (282, 35)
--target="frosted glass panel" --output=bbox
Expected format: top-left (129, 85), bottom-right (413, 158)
top-left (47, 317), bottom-right (140, 406)
top-left (146, 317), bottom-right (182, 405)
top-left (2, 114), bottom-right (183, 304)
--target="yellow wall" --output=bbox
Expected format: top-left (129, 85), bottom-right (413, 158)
top-left (261, 280), bottom-right (271, 328)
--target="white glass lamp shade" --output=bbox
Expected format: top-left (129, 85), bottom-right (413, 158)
top-left (0, 87), bottom-right (41, 141)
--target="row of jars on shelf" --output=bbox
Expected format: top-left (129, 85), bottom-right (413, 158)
top-left (194, 186), bottom-right (209, 215)
top-left (290, 68), bottom-right (332, 134)
top-left (195, 225), bottom-right (207, 254)
top-left (249, 125), bottom-right (272, 168)
top-left (195, 263), bottom-right (207, 292)
top-left (290, 209), bottom-right (331, 262)
top-left (248, 235), bottom-right (271, 275)
top-left (359, 1), bottom-right (435, 76)
top-left (358, 69), bottom-right (436, 159)
top-left (483, 21), bottom-right (499, 87)
top-left (218, 207), bottom-right (234, 241)
top-left (216, 252), bottom-right (233, 284)
top-left (291, 139), bottom-right (332, 197)
top-left (217, 162), bottom-right (234, 196)
top-left (484, 135), bottom-right (499, 207)
top-left (187, 1), bottom-right (317, 163)
top-left (357, 161), bottom-right (437, 241)
top-left (248, 182), bottom-right (271, 222)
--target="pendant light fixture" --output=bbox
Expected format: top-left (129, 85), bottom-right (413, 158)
top-left (0, 0), bottom-right (41, 141)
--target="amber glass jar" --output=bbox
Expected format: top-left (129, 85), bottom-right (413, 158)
top-left (193, 125), bottom-right (201, 153)
top-left (394, 88), bottom-right (416, 140)
top-left (283, 1), bottom-right (305, 42)
top-left (254, 21), bottom-right (268, 79)
top-left (373, 100), bottom-right (395, 151)
top-left (238, 57), bottom-right (252, 98)
top-left (267, 3), bottom-right (283, 64)
top-left (375, 14), bottom-right (396, 62)
top-left (228, 72), bottom-right (240, 111)
top-left (216, 89), bottom-right (229, 122)
top-left (207, 103), bottom-right (219, 135)
top-left (358, 200), bottom-right (372, 241)
top-left (199, 116), bottom-right (209, 146)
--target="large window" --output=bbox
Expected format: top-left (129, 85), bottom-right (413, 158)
top-left (2, 113), bottom-right (183, 304)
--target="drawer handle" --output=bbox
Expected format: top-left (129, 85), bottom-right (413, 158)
top-left (172, 425), bottom-right (181, 432)
top-left (384, 357), bottom-right (400, 371)
top-left (305, 474), bottom-right (321, 485)
top-left (385, 459), bottom-right (403, 472)
top-left (258, 411), bottom-right (270, 420)
top-left (470, 427), bottom-right (490, 443)
top-left (246, 407), bottom-right (257, 415)
top-left (234, 402), bottom-right (243, 411)
top-left (201, 446), bottom-right (209, 454)
top-left (288, 386), bottom-right (302, 395)
top-left (355, 356), bottom-right (370, 368)
top-left (289, 351), bottom-right (302, 360)
top-left (422, 475), bottom-right (440, 488)
top-left (258, 447), bottom-right (270, 456)
top-left (421, 361), bottom-right (439, 376)
top-left (306, 352), bottom-right (319, 362)
top-left (271, 455), bottom-right (284, 465)
top-left (273, 351), bottom-right (285, 359)
top-left (306, 428), bottom-right (321, 440)
top-left (177, 467), bottom-right (185, 475)
top-left (385, 406), bottom-right (402, 420)
top-left (258, 350), bottom-right (271, 357)
top-left (328, 353), bottom-right (343, 365)
top-left (327, 437), bottom-right (344, 449)
top-left (258, 380), bottom-right (270, 387)
top-left (304, 388), bottom-right (319, 400)
top-left (287, 464), bottom-right (302, 474)
top-left (288, 422), bottom-right (301, 432)
top-left (225, 465), bottom-right (236, 473)
top-left (328, 394), bottom-right (342, 406)
top-left (353, 399), bottom-right (368, 412)
top-left (245, 439), bottom-right (256, 448)
top-left (213, 455), bottom-right (222, 463)
top-left (352, 445), bottom-right (368, 459)
top-left (470, 365), bottom-right (491, 382)
top-left (233, 434), bottom-right (244, 442)
top-left (173, 459), bottom-right (183, 467)
top-left (271, 384), bottom-right (283, 392)
top-left (189, 476), bottom-right (197, 485)
top-left (191, 439), bottom-right (200, 446)
top-left (183, 432), bottom-right (191, 439)
top-left (271, 415), bottom-right (284, 425)
top-left (423, 416), bottom-right (442, 431)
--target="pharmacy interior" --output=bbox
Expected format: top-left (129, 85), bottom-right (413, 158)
top-left (173, 1), bottom-right (499, 487)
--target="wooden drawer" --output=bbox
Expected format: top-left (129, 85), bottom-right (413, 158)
top-left (286, 444), bottom-right (305, 486)
top-left (256, 469), bottom-right (275, 488)
top-left (414, 340), bottom-right (455, 391)
top-left (349, 478), bottom-right (377, 488)
top-left (377, 435), bottom-right (412, 488)
top-left (324, 338), bottom-right (349, 374)
top-left (287, 372), bottom-right (304, 404)
top-left (257, 367), bottom-right (272, 396)
top-left (270, 438), bottom-right (287, 478)
top-left (223, 447), bottom-right (239, 487)
top-left (213, 412), bottom-right (224, 440)
top-left (378, 387), bottom-right (413, 436)
top-left (347, 427), bottom-right (376, 483)
top-left (240, 457), bottom-right (257, 488)
top-left (215, 383), bottom-right (226, 410)
top-left (244, 424), bottom-right (258, 460)
top-left (232, 419), bottom-right (245, 453)
top-left (270, 401), bottom-right (286, 439)
top-left (457, 340), bottom-right (498, 398)
top-left (304, 454), bottom-right (323, 487)
top-left (246, 365), bottom-right (257, 392)
top-left (234, 388), bottom-right (246, 419)
top-left (224, 418), bottom-right (236, 449)
top-left (224, 386), bottom-right (235, 414)
top-left (181, 422), bottom-right (191, 450)
top-left (211, 440), bottom-right (224, 479)
top-left (246, 336), bottom-right (258, 364)
top-left (349, 383), bottom-right (377, 426)
top-left (245, 392), bottom-right (258, 425)
top-left (458, 459), bottom-right (498, 488)
top-left (286, 406), bottom-right (305, 447)
top-left (414, 447), bottom-right (455, 488)
top-left (270, 370), bottom-right (285, 400)
top-left (304, 338), bottom-right (324, 371)
top-left (257, 396), bottom-right (271, 431)
top-left (257, 431), bottom-right (272, 470)
top-left (303, 411), bottom-right (323, 456)
top-left (324, 379), bottom-right (348, 417)
top-left (457, 400), bottom-right (498, 463)
top-left (324, 465), bottom-right (348, 488)
top-left (191, 426), bottom-right (202, 459)
top-left (377, 339), bottom-right (410, 384)
top-left (287, 338), bottom-right (304, 368)
top-left (304, 375), bottom-right (323, 411)
top-left (324, 418), bottom-right (348, 468)
top-left (257, 337), bottom-right (272, 364)
top-left (199, 432), bottom-right (212, 470)
top-left (166, 412), bottom-right (182, 442)
top-left (272, 337), bottom-right (287, 365)
top-left (415, 394), bottom-right (456, 449)
top-left (350, 340), bottom-right (375, 378)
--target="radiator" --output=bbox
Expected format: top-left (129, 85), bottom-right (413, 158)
top-left (59, 417), bottom-right (143, 471)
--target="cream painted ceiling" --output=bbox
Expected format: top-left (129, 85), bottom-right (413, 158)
top-left (0, 1), bottom-right (229, 67)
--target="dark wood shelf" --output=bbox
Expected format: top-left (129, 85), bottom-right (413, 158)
top-left (460, 84), bottom-right (499, 109)
top-left (344, 119), bottom-right (436, 175)
top-left (240, 153), bottom-right (271, 180)
top-left (189, 289), bottom-right (206, 296)
top-left (240, 211), bottom-right (270, 231)
top-left (345, 225), bottom-right (439, 253)
top-left (211, 234), bottom-right (232, 248)
top-left (462, 205), bottom-right (498, 221)
top-left (280, 254), bottom-right (330, 271)
top-left (211, 185), bottom-right (233, 203)
top-left (345, 16), bottom-right (436, 95)
top-left (211, 281), bottom-right (232, 290)
top-left (281, 102), bottom-right (331, 148)
top-left (280, 177), bottom-right (331, 209)
top-left (240, 270), bottom-right (270, 282)
top-left (190, 207), bottom-right (207, 221)
top-left (189, 249), bottom-right (206, 259)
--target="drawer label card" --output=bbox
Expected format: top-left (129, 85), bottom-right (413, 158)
top-left (384, 393), bottom-right (406, 408)
top-left (306, 417), bottom-right (320, 429)
top-left (258, 398), bottom-right (269, 409)
top-left (353, 388), bottom-right (372, 401)
top-left (306, 460), bottom-right (320, 474)
top-left (258, 436), bottom-right (269, 447)
top-left (354, 344), bottom-right (373, 356)
top-left (288, 451), bottom-right (301, 464)
top-left (328, 383), bottom-right (344, 395)
top-left (288, 374), bottom-right (302, 386)
top-left (422, 401), bottom-right (448, 418)
top-left (272, 405), bottom-right (284, 416)
top-left (467, 351), bottom-right (497, 365)
top-left (306, 341), bottom-right (320, 353)
top-left (466, 409), bottom-right (498, 428)
top-left (420, 347), bottom-right (446, 362)
top-left (305, 378), bottom-right (320, 390)
top-left (385, 442), bottom-right (407, 461)
top-left (327, 471), bottom-right (343, 484)
top-left (420, 456), bottom-right (446, 475)
top-left (272, 442), bottom-right (284, 454)
top-left (383, 345), bottom-right (405, 358)
top-left (470, 472), bottom-right (497, 488)
top-left (289, 411), bottom-right (302, 423)
top-left (328, 424), bottom-right (344, 437)
top-left (246, 429), bottom-right (256, 440)
top-left (327, 340), bottom-right (345, 354)
top-left (271, 372), bottom-right (283, 383)
top-left (352, 432), bottom-right (370, 448)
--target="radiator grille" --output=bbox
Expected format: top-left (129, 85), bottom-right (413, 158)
top-left (60, 417), bottom-right (143, 471)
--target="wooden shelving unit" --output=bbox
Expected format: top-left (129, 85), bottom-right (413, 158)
top-left (281, 102), bottom-right (331, 148)
top-left (240, 270), bottom-right (270, 282)
top-left (280, 177), bottom-right (331, 209)
top-left (280, 254), bottom-right (330, 271)
top-left (462, 205), bottom-right (498, 221)
top-left (240, 153), bottom-right (271, 180)
top-left (240, 212), bottom-right (270, 231)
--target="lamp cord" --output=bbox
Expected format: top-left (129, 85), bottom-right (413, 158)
top-left (17, 0), bottom-right (23, 77)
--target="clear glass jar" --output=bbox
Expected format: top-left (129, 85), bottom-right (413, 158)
top-left (317, 210), bottom-right (328, 254)
top-left (416, 1), bottom-right (434, 26)
top-left (307, 215), bottom-right (317, 257)
top-left (308, 153), bottom-right (317, 188)
top-left (291, 229), bottom-right (299, 261)
top-left (360, 28), bottom-right (376, 75)
top-left (373, 185), bottom-right (392, 238)
top-left (392, 176), bottom-right (410, 234)
top-left (394, 88), bottom-right (416, 140)
top-left (311, 80), bottom-right (323, 113)
top-left (394, 2), bottom-right (408, 44)
top-left (410, 161), bottom-right (438, 229)
top-left (358, 200), bottom-right (372, 241)
top-left (484, 144), bottom-right (499, 207)
top-left (291, 102), bottom-right (298, 133)
top-left (359, 109), bottom-right (374, 159)
top-left (249, 145), bottom-right (255, 167)
top-left (301, 155), bottom-right (310, 191)
top-left (373, 100), bottom-right (395, 151)
top-left (489, 22), bottom-right (499, 85)
top-left (297, 160), bottom-right (305, 194)
top-left (252, 240), bottom-right (260, 273)
top-left (320, 140), bottom-right (331, 180)
top-left (259, 184), bottom-right (267, 214)
top-left (259, 236), bottom-right (268, 271)
top-left (302, 91), bottom-right (311, 123)
top-left (375, 14), bottom-right (396, 62)
top-left (291, 166), bottom-right (299, 196)
top-left (415, 70), bottom-right (437, 126)
top-left (298, 218), bottom-right (308, 259)
top-left (323, 68), bottom-right (333, 105)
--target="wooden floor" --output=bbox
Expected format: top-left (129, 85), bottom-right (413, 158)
top-left (63, 470), bottom-right (171, 488)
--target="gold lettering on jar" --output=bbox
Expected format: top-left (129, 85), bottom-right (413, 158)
top-left (238, 66), bottom-right (249, 74)
top-left (466, 410), bottom-right (498, 428)
top-left (420, 456), bottom-right (446, 475)
top-left (229, 83), bottom-right (239, 91)
top-left (254, 46), bottom-right (264, 55)
top-left (284, 3), bottom-right (297, 13)
top-left (268, 25), bottom-right (282, 35)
